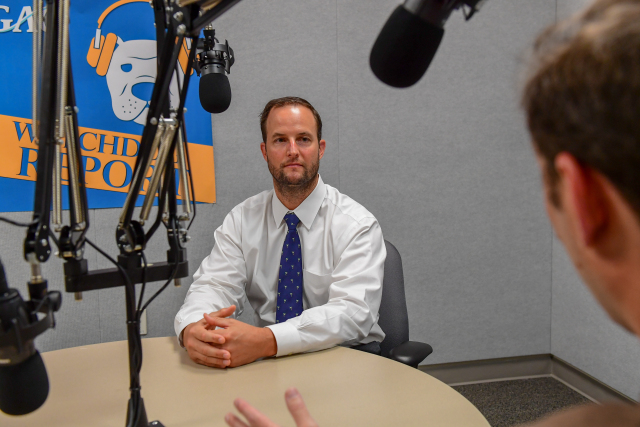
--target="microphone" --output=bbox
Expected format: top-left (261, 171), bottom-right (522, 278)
top-left (0, 352), bottom-right (48, 416)
top-left (199, 73), bottom-right (232, 114)
top-left (0, 259), bottom-right (60, 415)
top-left (197, 26), bottom-right (235, 114)
top-left (370, 0), bottom-right (486, 88)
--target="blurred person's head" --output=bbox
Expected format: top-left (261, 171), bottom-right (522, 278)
top-left (522, 0), bottom-right (640, 334)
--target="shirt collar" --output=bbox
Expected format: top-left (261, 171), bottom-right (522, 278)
top-left (271, 175), bottom-right (326, 231)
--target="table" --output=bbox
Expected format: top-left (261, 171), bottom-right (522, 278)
top-left (1, 337), bottom-right (490, 426)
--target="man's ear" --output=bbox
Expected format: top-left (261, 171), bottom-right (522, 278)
top-left (260, 142), bottom-right (268, 162)
top-left (318, 139), bottom-right (326, 160)
top-left (555, 152), bottom-right (608, 246)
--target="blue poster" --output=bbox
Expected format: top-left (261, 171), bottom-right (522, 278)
top-left (0, 0), bottom-right (216, 212)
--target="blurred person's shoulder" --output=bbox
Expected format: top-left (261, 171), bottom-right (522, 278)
top-left (521, 403), bottom-right (640, 427)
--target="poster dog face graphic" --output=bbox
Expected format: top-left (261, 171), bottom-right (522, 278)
top-left (105, 37), bottom-right (182, 125)
top-left (86, 0), bottom-right (187, 126)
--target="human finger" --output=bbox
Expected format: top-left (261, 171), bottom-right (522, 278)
top-left (189, 339), bottom-right (231, 360)
top-left (187, 348), bottom-right (231, 368)
top-left (186, 320), bottom-right (225, 344)
top-left (196, 327), bottom-right (227, 344)
top-left (204, 313), bottom-right (234, 328)
top-left (224, 412), bottom-right (250, 427)
top-left (234, 398), bottom-right (280, 427)
top-left (210, 305), bottom-right (236, 318)
top-left (285, 388), bottom-right (317, 427)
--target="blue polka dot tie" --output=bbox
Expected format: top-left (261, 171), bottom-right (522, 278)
top-left (276, 213), bottom-right (304, 323)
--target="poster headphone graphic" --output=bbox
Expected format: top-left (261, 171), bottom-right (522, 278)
top-left (86, 0), bottom-right (194, 125)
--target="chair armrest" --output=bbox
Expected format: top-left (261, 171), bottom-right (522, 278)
top-left (388, 341), bottom-right (433, 368)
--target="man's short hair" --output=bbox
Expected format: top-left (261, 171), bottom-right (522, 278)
top-left (521, 0), bottom-right (640, 215)
top-left (260, 97), bottom-right (323, 142)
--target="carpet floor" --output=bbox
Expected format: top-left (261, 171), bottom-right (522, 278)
top-left (452, 377), bottom-right (592, 426)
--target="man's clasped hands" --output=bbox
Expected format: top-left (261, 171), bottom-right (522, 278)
top-left (182, 305), bottom-right (278, 369)
top-left (182, 306), bottom-right (317, 426)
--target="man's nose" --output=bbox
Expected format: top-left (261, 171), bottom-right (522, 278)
top-left (286, 139), bottom-right (300, 156)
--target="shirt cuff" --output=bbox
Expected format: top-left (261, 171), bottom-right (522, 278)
top-left (266, 321), bottom-right (302, 357)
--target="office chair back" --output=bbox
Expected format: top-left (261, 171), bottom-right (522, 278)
top-left (378, 240), bottom-right (410, 358)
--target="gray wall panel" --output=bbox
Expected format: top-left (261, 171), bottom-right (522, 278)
top-left (337, 0), bottom-right (555, 363)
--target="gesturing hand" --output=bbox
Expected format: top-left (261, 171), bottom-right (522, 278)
top-left (225, 388), bottom-right (318, 427)
top-left (204, 314), bottom-right (277, 368)
top-left (182, 305), bottom-right (236, 368)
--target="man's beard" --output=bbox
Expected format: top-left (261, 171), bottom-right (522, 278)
top-left (267, 155), bottom-right (320, 197)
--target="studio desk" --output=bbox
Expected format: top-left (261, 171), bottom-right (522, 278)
top-left (1, 337), bottom-right (490, 426)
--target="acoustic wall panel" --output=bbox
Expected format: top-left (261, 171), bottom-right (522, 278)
top-left (336, 0), bottom-right (556, 363)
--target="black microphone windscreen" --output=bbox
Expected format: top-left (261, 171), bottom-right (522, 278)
top-left (370, 5), bottom-right (445, 88)
top-left (199, 73), bottom-right (232, 114)
top-left (0, 351), bottom-right (49, 415)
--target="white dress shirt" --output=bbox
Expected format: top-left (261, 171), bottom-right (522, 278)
top-left (174, 176), bottom-right (386, 356)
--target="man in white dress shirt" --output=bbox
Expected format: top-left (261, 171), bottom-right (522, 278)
top-left (175, 96), bottom-right (386, 369)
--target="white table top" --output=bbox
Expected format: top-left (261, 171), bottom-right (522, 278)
top-left (1, 337), bottom-right (489, 426)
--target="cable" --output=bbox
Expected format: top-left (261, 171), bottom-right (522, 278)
top-left (0, 216), bottom-right (39, 227)
top-left (184, 129), bottom-right (197, 230)
top-left (84, 238), bottom-right (131, 286)
top-left (136, 252), bottom-right (148, 315)
top-left (85, 237), bottom-right (144, 423)
top-left (48, 228), bottom-right (60, 250)
top-left (84, 237), bottom-right (142, 361)
top-left (139, 221), bottom-right (181, 313)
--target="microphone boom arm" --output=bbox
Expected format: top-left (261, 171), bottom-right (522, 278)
top-left (17, 0), bottom-right (243, 424)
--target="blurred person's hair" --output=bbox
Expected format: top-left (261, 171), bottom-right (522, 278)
top-left (522, 0), bottom-right (640, 215)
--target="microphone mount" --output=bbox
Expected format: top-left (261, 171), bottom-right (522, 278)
top-left (0, 259), bottom-right (61, 367)
top-left (404, 0), bottom-right (486, 27)
top-left (195, 26), bottom-right (235, 77)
